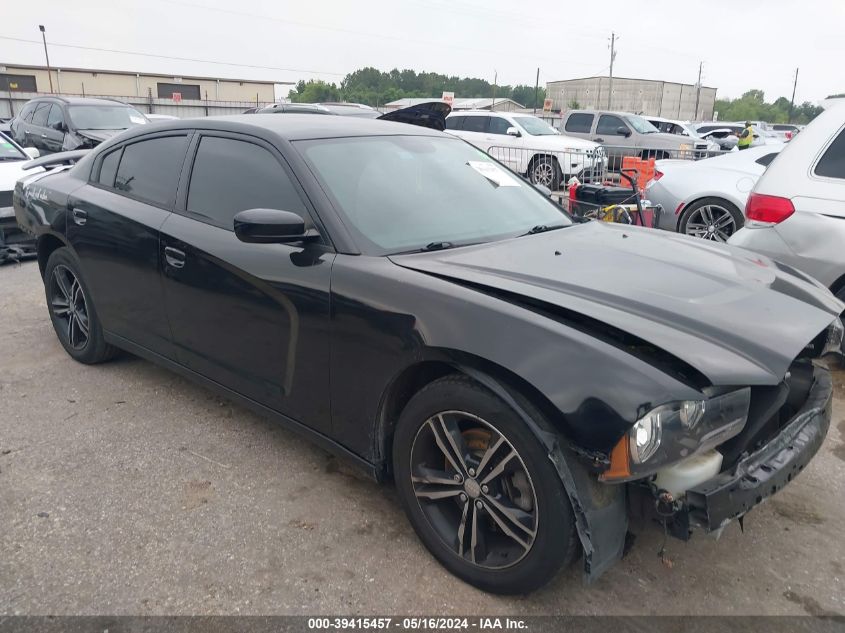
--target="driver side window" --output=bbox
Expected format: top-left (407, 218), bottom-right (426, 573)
top-left (46, 105), bottom-right (64, 130)
top-left (488, 117), bottom-right (512, 135)
top-left (596, 115), bottom-right (628, 136)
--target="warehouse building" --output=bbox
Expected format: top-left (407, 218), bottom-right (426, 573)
top-left (546, 76), bottom-right (717, 121)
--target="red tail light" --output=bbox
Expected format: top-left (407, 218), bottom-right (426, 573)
top-left (785, 131), bottom-right (793, 140)
top-left (745, 193), bottom-right (795, 224)
top-left (652, 169), bottom-right (664, 181)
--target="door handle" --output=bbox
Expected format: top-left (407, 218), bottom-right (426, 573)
top-left (72, 208), bottom-right (87, 226)
top-left (164, 246), bottom-right (186, 269)
top-left (41, 133), bottom-right (48, 138)
top-left (594, 138), bottom-right (605, 143)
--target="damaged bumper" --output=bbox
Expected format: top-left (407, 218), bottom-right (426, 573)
top-left (1, 204), bottom-right (36, 263)
top-left (684, 365), bottom-right (832, 533)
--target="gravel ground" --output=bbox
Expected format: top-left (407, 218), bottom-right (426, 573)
top-left (1, 260), bottom-right (844, 616)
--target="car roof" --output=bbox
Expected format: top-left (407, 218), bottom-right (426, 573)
top-left (29, 96), bottom-right (131, 107)
top-left (567, 110), bottom-right (636, 117)
top-left (114, 113), bottom-right (446, 141)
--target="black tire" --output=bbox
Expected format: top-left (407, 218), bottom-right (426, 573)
top-left (678, 197), bottom-right (744, 242)
top-left (393, 374), bottom-right (579, 594)
top-left (527, 155), bottom-right (562, 190)
top-left (43, 247), bottom-right (119, 364)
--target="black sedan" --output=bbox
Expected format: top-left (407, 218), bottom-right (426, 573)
top-left (14, 114), bottom-right (842, 594)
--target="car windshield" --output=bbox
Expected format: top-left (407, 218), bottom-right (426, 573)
top-left (0, 133), bottom-right (27, 160)
top-left (626, 115), bottom-right (658, 134)
top-left (67, 105), bottom-right (148, 130)
top-left (296, 135), bottom-right (571, 255)
top-left (513, 116), bottom-right (559, 136)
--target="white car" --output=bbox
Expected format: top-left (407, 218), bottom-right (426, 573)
top-left (645, 116), bottom-right (721, 154)
top-left (645, 144), bottom-right (785, 241)
top-left (0, 132), bottom-right (41, 261)
top-left (729, 103), bottom-right (845, 301)
top-left (445, 111), bottom-right (606, 189)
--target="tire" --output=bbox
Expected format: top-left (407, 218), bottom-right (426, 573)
top-left (43, 247), bottom-right (119, 364)
top-left (678, 197), bottom-right (744, 242)
top-left (527, 155), bottom-right (561, 190)
top-left (393, 374), bottom-right (579, 594)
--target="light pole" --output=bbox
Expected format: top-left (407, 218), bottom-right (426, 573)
top-left (39, 25), bottom-right (54, 93)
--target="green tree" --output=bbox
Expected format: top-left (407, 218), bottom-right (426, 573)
top-left (714, 89), bottom-right (822, 125)
top-left (288, 80), bottom-right (341, 103)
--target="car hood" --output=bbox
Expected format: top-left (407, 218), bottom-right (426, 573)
top-left (390, 222), bottom-right (842, 386)
top-left (0, 160), bottom-right (35, 194)
top-left (75, 129), bottom-right (124, 143)
top-left (377, 102), bottom-right (452, 131)
top-left (524, 133), bottom-right (601, 151)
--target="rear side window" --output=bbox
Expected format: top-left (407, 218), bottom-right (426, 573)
top-left (461, 117), bottom-right (488, 133)
top-left (754, 153), bottom-right (779, 167)
top-left (114, 136), bottom-right (189, 206)
top-left (186, 136), bottom-right (306, 230)
top-left (19, 102), bottom-right (37, 122)
top-left (98, 149), bottom-right (121, 187)
top-left (565, 113), bottom-right (593, 133)
top-left (445, 116), bottom-right (465, 130)
top-left (31, 103), bottom-right (51, 127)
top-left (815, 129), bottom-right (845, 179)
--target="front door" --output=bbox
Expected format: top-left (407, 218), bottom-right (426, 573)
top-left (159, 132), bottom-right (333, 433)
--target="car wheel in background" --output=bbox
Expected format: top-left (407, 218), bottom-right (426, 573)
top-left (679, 197), bottom-right (744, 242)
top-left (393, 375), bottom-right (579, 594)
top-left (44, 247), bottom-right (119, 364)
top-left (527, 155), bottom-right (561, 190)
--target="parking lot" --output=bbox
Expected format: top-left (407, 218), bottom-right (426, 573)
top-left (1, 260), bottom-right (844, 616)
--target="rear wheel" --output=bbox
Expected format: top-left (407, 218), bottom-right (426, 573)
top-left (679, 197), bottom-right (743, 242)
top-left (44, 247), bottom-right (118, 364)
top-left (528, 155), bottom-right (561, 190)
top-left (393, 375), bottom-right (578, 594)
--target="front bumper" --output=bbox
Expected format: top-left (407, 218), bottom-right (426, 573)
top-left (685, 366), bottom-right (832, 532)
top-left (0, 205), bottom-right (37, 262)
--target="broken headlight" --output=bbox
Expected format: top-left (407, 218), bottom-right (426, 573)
top-left (603, 387), bottom-right (751, 481)
top-left (822, 317), bottom-right (844, 356)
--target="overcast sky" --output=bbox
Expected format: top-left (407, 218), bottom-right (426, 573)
top-left (3, 0), bottom-right (843, 103)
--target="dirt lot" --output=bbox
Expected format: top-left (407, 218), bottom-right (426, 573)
top-left (1, 260), bottom-right (844, 616)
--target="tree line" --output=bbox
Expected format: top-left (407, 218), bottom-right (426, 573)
top-left (288, 67), bottom-right (547, 109)
top-left (288, 68), bottom-right (830, 124)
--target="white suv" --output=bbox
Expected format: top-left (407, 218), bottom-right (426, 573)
top-left (445, 111), bottom-right (606, 189)
top-left (729, 103), bottom-right (845, 301)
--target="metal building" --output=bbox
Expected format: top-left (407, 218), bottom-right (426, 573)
top-left (546, 76), bottom-right (717, 121)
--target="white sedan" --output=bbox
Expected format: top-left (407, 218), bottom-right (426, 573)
top-left (646, 144), bottom-right (784, 241)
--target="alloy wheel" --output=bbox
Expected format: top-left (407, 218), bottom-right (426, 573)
top-left (685, 204), bottom-right (737, 242)
top-left (531, 161), bottom-right (556, 188)
top-left (410, 411), bottom-right (538, 569)
top-left (50, 264), bottom-right (90, 350)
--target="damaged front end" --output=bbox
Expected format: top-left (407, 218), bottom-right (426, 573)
top-left (626, 353), bottom-right (833, 544)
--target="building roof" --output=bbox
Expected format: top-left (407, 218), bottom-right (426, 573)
top-left (384, 97), bottom-right (524, 109)
top-left (1, 63), bottom-right (294, 86)
top-left (547, 75), bottom-right (716, 90)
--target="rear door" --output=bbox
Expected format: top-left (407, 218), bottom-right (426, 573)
top-left (42, 105), bottom-right (66, 154)
top-left (66, 131), bottom-right (191, 357)
top-left (159, 132), bottom-right (333, 432)
top-left (27, 103), bottom-right (52, 153)
top-left (562, 112), bottom-right (594, 141)
top-left (455, 115), bottom-right (490, 149)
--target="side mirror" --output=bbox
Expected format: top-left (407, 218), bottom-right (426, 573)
top-left (233, 208), bottom-right (317, 244)
top-left (506, 126), bottom-right (521, 137)
top-left (51, 121), bottom-right (65, 132)
top-left (616, 126), bottom-right (631, 137)
top-left (23, 147), bottom-right (40, 159)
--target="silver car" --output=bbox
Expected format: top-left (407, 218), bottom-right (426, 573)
top-left (646, 144), bottom-right (784, 240)
top-left (729, 104), bottom-right (845, 301)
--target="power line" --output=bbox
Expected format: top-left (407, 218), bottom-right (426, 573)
top-left (0, 35), bottom-right (346, 77)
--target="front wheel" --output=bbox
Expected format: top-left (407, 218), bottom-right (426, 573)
top-left (528, 155), bottom-right (561, 190)
top-left (679, 197), bottom-right (743, 242)
top-left (44, 247), bottom-right (119, 364)
top-left (393, 375), bottom-right (579, 594)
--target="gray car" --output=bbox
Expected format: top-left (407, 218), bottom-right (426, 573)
top-left (561, 110), bottom-right (710, 160)
top-left (729, 103), bottom-right (845, 301)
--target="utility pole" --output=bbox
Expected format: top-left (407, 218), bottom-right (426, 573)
top-left (788, 67), bottom-right (799, 123)
top-left (39, 25), bottom-right (54, 93)
top-left (533, 67), bottom-right (539, 114)
top-left (694, 61), bottom-right (702, 120)
top-left (607, 32), bottom-right (617, 109)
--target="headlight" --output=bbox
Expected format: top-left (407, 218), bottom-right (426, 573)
top-left (603, 388), bottom-right (751, 481)
top-left (822, 317), bottom-right (844, 356)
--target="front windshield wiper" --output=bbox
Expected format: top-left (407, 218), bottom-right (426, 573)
top-left (423, 241), bottom-right (455, 251)
top-left (519, 223), bottom-right (568, 237)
